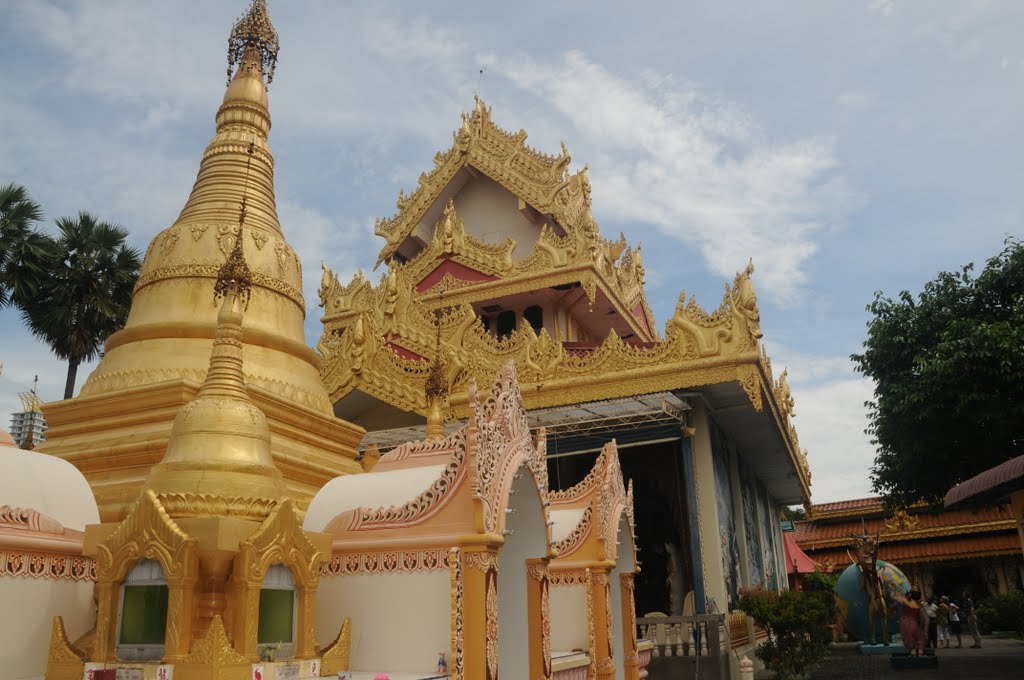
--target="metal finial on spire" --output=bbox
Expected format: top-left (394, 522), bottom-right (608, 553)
top-left (227, 0), bottom-right (279, 86)
top-left (214, 141), bottom-right (256, 307)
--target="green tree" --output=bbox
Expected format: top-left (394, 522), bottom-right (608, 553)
top-left (852, 238), bottom-right (1024, 506)
top-left (740, 588), bottom-right (834, 680)
top-left (21, 212), bottom-right (141, 399)
top-left (0, 183), bottom-right (53, 308)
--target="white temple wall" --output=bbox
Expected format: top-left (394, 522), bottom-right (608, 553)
top-left (315, 570), bottom-right (450, 673)
top-left (549, 584), bottom-right (588, 652)
top-left (497, 469), bottom-right (549, 680)
top-left (0, 577), bottom-right (94, 680)
top-left (454, 176), bottom-right (539, 257)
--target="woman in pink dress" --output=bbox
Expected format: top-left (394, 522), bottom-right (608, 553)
top-left (897, 590), bottom-right (927, 656)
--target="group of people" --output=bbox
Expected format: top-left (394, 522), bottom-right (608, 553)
top-left (898, 590), bottom-right (983, 655)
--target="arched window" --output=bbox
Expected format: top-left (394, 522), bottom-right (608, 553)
top-left (523, 305), bottom-right (544, 333)
top-left (117, 559), bottom-right (168, 661)
top-left (258, 564), bottom-right (296, 659)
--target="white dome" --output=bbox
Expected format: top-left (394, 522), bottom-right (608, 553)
top-left (0, 448), bottom-right (99, 531)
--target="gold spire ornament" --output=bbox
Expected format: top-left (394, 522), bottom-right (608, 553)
top-left (424, 291), bottom-right (449, 439)
top-left (227, 0), bottom-right (279, 86)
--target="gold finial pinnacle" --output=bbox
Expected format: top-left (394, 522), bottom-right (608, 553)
top-left (424, 289), bottom-right (448, 439)
top-left (227, 0), bottom-right (279, 86)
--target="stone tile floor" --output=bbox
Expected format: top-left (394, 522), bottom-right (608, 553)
top-left (755, 637), bottom-right (1024, 679)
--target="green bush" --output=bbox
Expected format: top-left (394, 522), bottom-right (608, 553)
top-left (977, 591), bottom-right (1024, 636)
top-left (739, 589), bottom-right (834, 680)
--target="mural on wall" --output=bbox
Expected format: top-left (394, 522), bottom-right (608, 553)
top-left (740, 461), bottom-right (764, 588)
top-left (710, 421), bottom-right (741, 610)
top-left (757, 481), bottom-right (780, 591)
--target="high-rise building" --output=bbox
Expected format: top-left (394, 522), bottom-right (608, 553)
top-left (9, 390), bottom-right (47, 449)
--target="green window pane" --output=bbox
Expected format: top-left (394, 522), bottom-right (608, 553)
top-left (258, 589), bottom-right (294, 644)
top-left (119, 585), bottom-right (169, 645)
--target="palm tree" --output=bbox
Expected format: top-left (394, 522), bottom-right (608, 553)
top-left (0, 183), bottom-right (53, 308)
top-left (21, 212), bottom-right (141, 399)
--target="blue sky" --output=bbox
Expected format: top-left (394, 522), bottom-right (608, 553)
top-left (1, 0), bottom-right (1021, 503)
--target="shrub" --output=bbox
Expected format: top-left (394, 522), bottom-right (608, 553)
top-left (739, 589), bottom-right (833, 680)
top-left (977, 591), bottom-right (1024, 637)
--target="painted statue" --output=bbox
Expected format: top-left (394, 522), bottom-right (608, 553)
top-left (847, 533), bottom-right (896, 645)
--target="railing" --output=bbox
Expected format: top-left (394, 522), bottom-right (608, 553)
top-left (637, 613), bottom-right (729, 680)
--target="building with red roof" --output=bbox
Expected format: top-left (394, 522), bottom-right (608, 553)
top-left (794, 497), bottom-right (1022, 598)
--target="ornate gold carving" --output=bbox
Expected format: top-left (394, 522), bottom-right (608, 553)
top-left (134, 263), bottom-right (305, 309)
top-left (349, 428), bottom-right (467, 530)
top-left (47, 616), bottom-right (84, 663)
top-left (227, 0), bottom-right (279, 86)
top-left (548, 568), bottom-right (589, 587)
top-left (159, 228), bottom-right (180, 256)
top-left (450, 548), bottom-right (465, 680)
top-left (320, 617), bottom-right (352, 675)
top-left (541, 575), bottom-right (552, 677)
top-left (486, 573), bottom-right (498, 679)
top-left (182, 615), bottom-right (249, 664)
top-left (96, 490), bottom-right (197, 583)
top-left (252, 229), bottom-right (269, 250)
top-left (884, 509), bottom-right (920, 533)
top-left (586, 569), bottom-right (597, 679)
top-left (0, 551), bottom-right (96, 581)
top-left (155, 493), bottom-right (278, 522)
top-left (552, 505), bottom-right (592, 558)
top-left (0, 504), bottom-right (64, 534)
top-left (322, 549), bottom-right (449, 576)
top-left (465, 550), bottom-right (500, 574)
top-left (190, 224), bottom-right (209, 241)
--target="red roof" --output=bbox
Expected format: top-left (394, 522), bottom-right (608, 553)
top-left (945, 454), bottom-right (1024, 508)
top-left (809, 497), bottom-right (881, 514)
top-left (783, 532), bottom-right (818, 574)
top-left (805, 532), bottom-right (1022, 566)
top-left (793, 505), bottom-right (1014, 543)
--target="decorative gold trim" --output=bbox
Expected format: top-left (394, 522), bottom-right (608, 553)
top-left (135, 263), bottom-right (304, 309)
top-left (0, 550), bottom-right (95, 581)
top-left (321, 549), bottom-right (449, 575)
top-left (450, 547), bottom-right (465, 680)
top-left (486, 572), bottom-right (499, 679)
top-left (549, 568), bottom-right (589, 587)
top-left (320, 617), bottom-right (352, 676)
top-left (0, 505), bottom-right (64, 533)
top-left (465, 550), bottom-right (500, 574)
top-left (181, 615), bottom-right (249, 665)
top-left (552, 506), bottom-right (592, 557)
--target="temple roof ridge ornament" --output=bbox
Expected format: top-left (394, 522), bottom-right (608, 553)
top-left (227, 0), bottom-right (279, 86)
top-left (373, 97), bottom-right (589, 269)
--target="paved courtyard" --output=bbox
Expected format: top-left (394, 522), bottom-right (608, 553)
top-left (800, 637), bottom-right (1024, 679)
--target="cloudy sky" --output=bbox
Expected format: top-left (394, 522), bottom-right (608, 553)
top-left (1, 1), bottom-right (1021, 503)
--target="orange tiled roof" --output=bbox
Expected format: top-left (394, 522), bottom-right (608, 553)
top-left (809, 497), bottom-right (882, 514)
top-left (793, 505), bottom-right (1015, 544)
top-left (806, 532), bottom-right (1022, 567)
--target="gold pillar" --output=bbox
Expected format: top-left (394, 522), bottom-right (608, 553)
top-left (620, 573), bottom-right (640, 680)
top-left (527, 559), bottom-right (552, 680)
top-left (164, 578), bottom-right (197, 662)
top-left (591, 569), bottom-right (615, 680)
top-left (295, 585), bottom-right (318, 659)
top-left (91, 581), bottom-right (118, 663)
top-left (461, 548), bottom-right (497, 680)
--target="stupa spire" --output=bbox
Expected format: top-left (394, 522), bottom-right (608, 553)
top-left (227, 0), bottom-right (279, 87)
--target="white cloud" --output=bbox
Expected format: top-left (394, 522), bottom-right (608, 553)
top-left (492, 51), bottom-right (862, 304)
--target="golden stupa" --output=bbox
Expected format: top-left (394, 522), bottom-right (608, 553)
top-left (37, 0), bottom-right (363, 521)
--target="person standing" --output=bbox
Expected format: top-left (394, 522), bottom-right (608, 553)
top-left (897, 590), bottom-right (927, 656)
top-left (924, 596), bottom-right (938, 648)
top-left (962, 591), bottom-right (982, 648)
top-left (936, 596), bottom-right (951, 648)
top-left (949, 599), bottom-right (962, 648)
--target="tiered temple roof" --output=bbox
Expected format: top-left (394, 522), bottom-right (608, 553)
top-left (317, 100), bottom-right (811, 504)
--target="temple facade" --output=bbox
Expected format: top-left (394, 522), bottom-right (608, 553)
top-left (316, 97), bottom-right (812, 621)
top-left (0, 2), bottom-right (815, 679)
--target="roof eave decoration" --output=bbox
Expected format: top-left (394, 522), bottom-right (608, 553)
top-left (320, 362), bottom-right (553, 550)
top-left (318, 260), bottom-right (809, 501)
top-left (374, 97), bottom-right (576, 267)
top-left (549, 440), bottom-right (637, 566)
